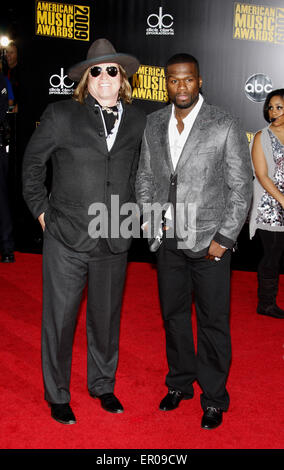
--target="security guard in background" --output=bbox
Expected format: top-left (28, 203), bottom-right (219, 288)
top-left (0, 72), bottom-right (14, 262)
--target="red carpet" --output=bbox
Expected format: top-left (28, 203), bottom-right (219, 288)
top-left (0, 253), bottom-right (283, 450)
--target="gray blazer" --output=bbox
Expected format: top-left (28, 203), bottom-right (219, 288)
top-left (135, 100), bottom-right (253, 256)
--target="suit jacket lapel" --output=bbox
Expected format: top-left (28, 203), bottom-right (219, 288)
top-left (156, 105), bottom-right (174, 174)
top-left (112, 101), bottom-right (126, 145)
top-left (85, 94), bottom-right (109, 154)
top-left (175, 101), bottom-right (211, 172)
top-left (109, 102), bottom-right (135, 154)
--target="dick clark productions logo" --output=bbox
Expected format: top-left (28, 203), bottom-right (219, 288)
top-left (244, 73), bottom-right (273, 102)
top-left (146, 6), bottom-right (174, 35)
top-left (49, 68), bottom-right (74, 95)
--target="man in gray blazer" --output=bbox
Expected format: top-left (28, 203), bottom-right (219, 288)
top-left (136, 53), bottom-right (252, 429)
top-left (22, 39), bottom-right (146, 424)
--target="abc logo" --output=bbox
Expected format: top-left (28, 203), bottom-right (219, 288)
top-left (244, 73), bottom-right (273, 102)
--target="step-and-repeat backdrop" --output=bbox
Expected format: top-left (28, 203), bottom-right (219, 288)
top-left (8, 0), bottom-right (284, 265)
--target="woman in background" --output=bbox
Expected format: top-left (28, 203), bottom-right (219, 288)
top-left (249, 89), bottom-right (284, 319)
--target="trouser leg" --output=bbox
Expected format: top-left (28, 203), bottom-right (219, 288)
top-left (42, 230), bottom-right (87, 404)
top-left (156, 243), bottom-right (195, 397)
top-left (257, 229), bottom-right (284, 279)
top-left (0, 152), bottom-right (14, 253)
top-left (191, 251), bottom-right (232, 411)
top-left (87, 246), bottom-right (128, 396)
top-left (256, 230), bottom-right (284, 316)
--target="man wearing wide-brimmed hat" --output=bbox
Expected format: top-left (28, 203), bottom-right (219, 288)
top-left (22, 39), bottom-right (146, 425)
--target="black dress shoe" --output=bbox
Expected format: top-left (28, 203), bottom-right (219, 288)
top-left (1, 252), bottom-right (15, 263)
top-left (159, 390), bottom-right (187, 411)
top-left (49, 403), bottom-right (76, 424)
top-left (96, 393), bottom-right (124, 413)
top-left (201, 406), bottom-right (223, 429)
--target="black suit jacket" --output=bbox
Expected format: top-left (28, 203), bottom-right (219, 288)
top-left (22, 94), bottom-right (146, 253)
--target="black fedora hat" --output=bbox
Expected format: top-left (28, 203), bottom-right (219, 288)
top-left (68, 38), bottom-right (140, 81)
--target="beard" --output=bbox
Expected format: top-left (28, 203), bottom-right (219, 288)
top-left (172, 93), bottom-right (199, 109)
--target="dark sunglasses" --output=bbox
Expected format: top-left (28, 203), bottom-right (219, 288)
top-left (90, 66), bottom-right (119, 78)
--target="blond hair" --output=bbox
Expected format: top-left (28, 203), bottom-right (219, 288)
top-left (73, 64), bottom-right (132, 104)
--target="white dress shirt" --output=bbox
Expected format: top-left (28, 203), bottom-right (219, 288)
top-left (164, 94), bottom-right (204, 222)
top-left (168, 93), bottom-right (204, 170)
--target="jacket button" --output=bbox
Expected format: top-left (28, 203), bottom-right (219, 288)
top-left (106, 181), bottom-right (110, 186)
top-left (99, 131), bottom-right (104, 137)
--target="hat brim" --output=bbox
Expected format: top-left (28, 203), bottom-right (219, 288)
top-left (68, 53), bottom-right (140, 81)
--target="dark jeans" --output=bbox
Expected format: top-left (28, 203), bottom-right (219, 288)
top-left (156, 239), bottom-right (232, 411)
top-left (257, 229), bottom-right (284, 278)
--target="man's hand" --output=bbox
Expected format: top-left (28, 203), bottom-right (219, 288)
top-left (38, 212), bottom-right (45, 231)
top-left (205, 240), bottom-right (227, 261)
